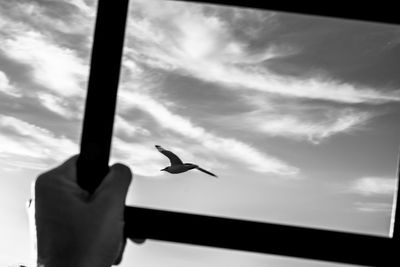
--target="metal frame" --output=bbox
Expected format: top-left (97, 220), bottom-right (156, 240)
top-left (78, 1), bottom-right (400, 265)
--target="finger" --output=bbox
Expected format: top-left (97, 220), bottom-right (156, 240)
top-left (131, 238), bottom-right (146, 244)
top-left (95, 163), bottom-right (133, 204)
top-left (107, 163), bottom-right (133, 194)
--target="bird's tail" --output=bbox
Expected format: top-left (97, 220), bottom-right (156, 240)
top-left (196, 167), bottom-right (218, 178)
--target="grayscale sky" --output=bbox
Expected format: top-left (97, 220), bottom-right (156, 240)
top-left (0, 0), bottom-right (399, 266)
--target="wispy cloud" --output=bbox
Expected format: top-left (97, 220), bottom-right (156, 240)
top-left (0, 0), bottom-right (95, 36)
top-left (254, 109), bottom-right (372, 144)
top-left (0, 70), bottom-right (21, 97)
top-left (127, 0), bottom-right (400, 105)
top-left (211, 93), bottom-right (374, 143)
top-left (118, 89), bottom-right (299, 176)
top-left (0, 30), bottom-right (88, 96)
top-left (354, 202), bottom-right (393, 213)
top-left (114, 115), bottom-right (150, 139)
top-left (37, 92), bottom-right (79, 119)
top-left (0, 0), bottom-right (93, 120)
top-left (111, 138), bottom-right (165, 176)
top-left (68, 0), bottom-right (96, 18)
top-left (0, 115), bottom-right (78, 170)
top-left (350, 177), bottom-right (397, 196)
top-left (124, 0), bottom-right (400, 148)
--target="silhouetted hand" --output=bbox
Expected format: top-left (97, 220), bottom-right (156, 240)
top-left (28, 155), bottom-right (132, 267)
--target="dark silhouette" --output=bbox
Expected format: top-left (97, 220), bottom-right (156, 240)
top-left (31, 156), bottom-right (132, 266)
top-left (155, 145), bottom-right (217, 177)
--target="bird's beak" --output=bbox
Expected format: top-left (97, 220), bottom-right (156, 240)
top-left (160, 168), bottom-right (165, 171)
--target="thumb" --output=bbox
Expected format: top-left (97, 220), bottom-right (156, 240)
top-left (94, 163), bottom-right (133, 204)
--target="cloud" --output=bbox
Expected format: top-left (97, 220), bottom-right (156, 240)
top-left (118, 90), bottom-right (299, 176)
top-left (128, 0), bottom-right (400, 104)
top-left (69, 0), bottom-right (96, 18)
top-left (0, 70), bottom-right (21, 97)
top-left (0, 0), bottom-right (92, 120)
top-left (0, 0), bottom-right (96, 36)
top-left (111, 138), bottom-right (165, 177)
top-left (354, 202), bottom-right (393, 213)
top-left (114, 115), bottom-right (150, 138)
top-left (124, 0), bottom-right (399, 147)
top-left (350, 177), bottom-right (397, 196)
top-left (37, 92), bottom-right (78, 118)
top-left (0, 115), bottom-right (78, 170)
top-left (255, 109), bottom-right (372, 144)
top-left (0, 30), bottom-right (88, 96)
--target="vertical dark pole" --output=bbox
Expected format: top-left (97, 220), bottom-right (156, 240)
top-left (77, 0), bottom-right (129, 194)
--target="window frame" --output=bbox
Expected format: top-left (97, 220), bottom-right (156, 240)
top-left (78, 1), bottom-right (400, 265)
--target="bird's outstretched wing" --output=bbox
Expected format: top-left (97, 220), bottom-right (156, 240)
top-left (196, 166), bottom-right (218, 178)
top-left (155, 145), bottom-right (183, 166)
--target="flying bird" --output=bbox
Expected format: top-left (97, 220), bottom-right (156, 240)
top-left (155, 145), bottom-right (217, 178)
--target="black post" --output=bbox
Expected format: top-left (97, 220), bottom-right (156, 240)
top-left (124, 206), bottom-right (393, 266)
top-left (77, 0), bottom-right (129, 194)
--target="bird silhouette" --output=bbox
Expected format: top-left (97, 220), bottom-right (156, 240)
top-left (155, 145), bottom-right (217, 177)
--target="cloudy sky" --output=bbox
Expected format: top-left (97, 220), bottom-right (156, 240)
top-left (1, 0), bottom-right (400, 266)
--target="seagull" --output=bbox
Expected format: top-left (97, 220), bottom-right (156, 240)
top-left (155, 145), bottom-right (217, 178)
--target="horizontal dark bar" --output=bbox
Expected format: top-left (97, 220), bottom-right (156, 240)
top-left (175, 0), bottom-right (400, 25)
top-left (125, 206), bottom-right (396, 266)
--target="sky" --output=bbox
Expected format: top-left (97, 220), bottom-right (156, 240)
top-left (0, 0), bottom-right (400, 266)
